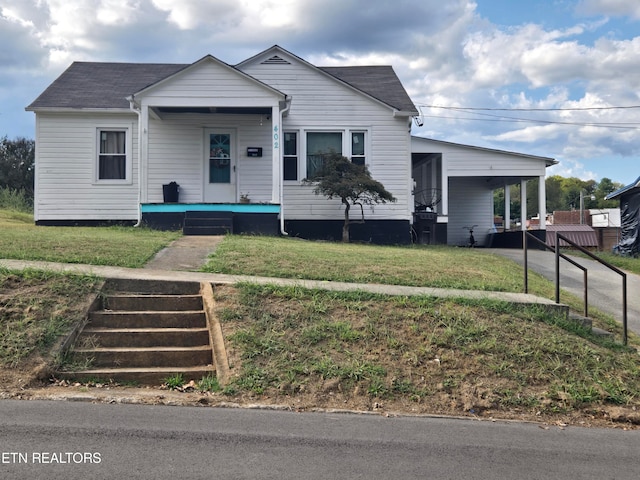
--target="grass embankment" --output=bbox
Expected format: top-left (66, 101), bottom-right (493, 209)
top-left (0, 269), bottom-right (101, 369)
top-left (215, 283), bottom-right (640, 424)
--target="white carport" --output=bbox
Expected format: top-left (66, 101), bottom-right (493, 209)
top-left (411, 137), bottom-right (556, 246)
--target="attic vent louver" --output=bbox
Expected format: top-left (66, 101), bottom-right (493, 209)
top-left (261, 55), bottom-right (291, 65)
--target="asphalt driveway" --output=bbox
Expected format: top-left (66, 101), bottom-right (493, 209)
top-left (487, 248), bottom-right (640, 336)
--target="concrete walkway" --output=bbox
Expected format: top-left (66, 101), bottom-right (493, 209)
top-left (143, 235), bottom-right (224, 271)
top-left (0, 257), bottom-right (561, 308)
top-left (1, 235), bottom-right (562, 313)
top-left (488, 248), bottom-right (639, 335)
top-left (7, 236), bottom-right (638, 334)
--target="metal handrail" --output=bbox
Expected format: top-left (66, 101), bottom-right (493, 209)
top-left (522, 231), bottom-right (628, 345)
top-left (556, 233), bottom-right (628, 345)
top-left (523, 232), bottom-right (588, 317)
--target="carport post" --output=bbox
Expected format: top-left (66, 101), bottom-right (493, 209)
top-left (538, 175), bottom-right (546, 231)
top-left (555, 233), bottom-right (560, 304)
top-left (523, 230), bottom-right (528, 294)
top-left (520, 180), bottom-right (527, 230)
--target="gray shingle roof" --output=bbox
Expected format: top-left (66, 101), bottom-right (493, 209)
top-left (27, 62), bottom-right (188, 110)
top-left (27, 60), bottom-right (417, 114)
top-left (320, 65), bottom-right (417, 113)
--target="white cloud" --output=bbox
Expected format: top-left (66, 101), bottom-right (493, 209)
top-left (577, 0), bottom-right (640, 19)
top-left (151, 0), bottom-right (242, 30)
top-left (1, 0), bottom-right (640, 181)
top-left (97, 0), bottom-right (142, 26)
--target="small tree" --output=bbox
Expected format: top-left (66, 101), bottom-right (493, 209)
top-left (303, 152), bottom-right (396, 242)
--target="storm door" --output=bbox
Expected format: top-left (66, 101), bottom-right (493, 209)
top-left (204, 129), bottom-right (236, 202)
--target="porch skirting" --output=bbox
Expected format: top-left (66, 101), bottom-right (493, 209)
top-left (38, 204), bottom-right (411, 245)
top-left (284, 219), bottom-right (411, 245)
top-left (141, 203), bottom-right (280, 235)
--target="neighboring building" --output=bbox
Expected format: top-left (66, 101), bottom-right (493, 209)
top-left (549, 209), bottom-right (621, 251)
top-left (605, 176), bottom-right (640, 256)
top-left (545, 224), bottom-right (598, 250)
top-left (27, 45), bottom-right (556, 246)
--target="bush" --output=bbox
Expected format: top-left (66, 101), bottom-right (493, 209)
top-left (0, 187), bottom-right (32, 212)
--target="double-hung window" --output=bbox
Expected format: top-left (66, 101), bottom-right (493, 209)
top-left (283, 131), bottom-right (298, 181)
top-left (304, 130), bottom-right (367, 178)
top-left (306, 132), bottom-right (342, 178)
top-left (97, 129), bottom-right (128, 182)
top-left (351, 132), bottom-right (366, 166)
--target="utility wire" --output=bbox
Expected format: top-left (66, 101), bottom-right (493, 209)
top-left (417, 106), bottom-right (640, 129)
top-left (419, 104), bottom-right (640, 112)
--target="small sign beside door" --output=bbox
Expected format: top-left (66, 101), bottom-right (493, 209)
top-left (247, 147), bottom-right (263, 157)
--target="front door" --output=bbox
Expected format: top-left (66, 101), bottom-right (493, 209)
top-left (204, 129), bottom-right (236, 202)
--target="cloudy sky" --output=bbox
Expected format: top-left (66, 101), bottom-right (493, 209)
top-left (1, 0), bottom-right (639, 184)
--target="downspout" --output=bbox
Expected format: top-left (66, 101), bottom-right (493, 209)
top-left (128, 95), bottom-right (143, 227)
top-left (279, 96), bottom-right (292, 236)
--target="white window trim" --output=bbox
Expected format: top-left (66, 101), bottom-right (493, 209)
top-left (300, 128), bottom-right (371, 180)
top-left (283, 129), bottom-right (300, 184)
top-left (93, 126), bottom-right (133, 185)
top-left (350, 130), bottom-right (367, 166)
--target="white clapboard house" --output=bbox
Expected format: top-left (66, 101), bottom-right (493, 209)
top-left (27, 45), bottom-right (555, 245)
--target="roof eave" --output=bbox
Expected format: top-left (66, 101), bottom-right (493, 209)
top-left (26, 107), bottom-right (133, 113)
top-left (321, 69), bottom-right (416, 114)
top-left (134, 54), bottom-right (286, 101)
top-left (412, 135), bottom-right (556, 166)
top-left (394, 109), bottom-right (420, 117)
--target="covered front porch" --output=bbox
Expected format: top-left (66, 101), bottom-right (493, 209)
top-left (128, 55), bottom-right (289, 226)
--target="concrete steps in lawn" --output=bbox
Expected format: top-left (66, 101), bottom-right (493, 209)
top-left (59, 279), bottom-right (216, 385)
top-left (183, 211), bottom-right (233, 236)
top-left (568, 312), bottom-right (613, 338)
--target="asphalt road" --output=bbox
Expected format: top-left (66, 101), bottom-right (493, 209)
top-left (1, 400), bottom-right (639, 479)
top-left (488, 248), bottom-right (640, 335)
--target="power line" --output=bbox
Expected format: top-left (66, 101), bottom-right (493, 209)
top-left (416, 105), bottom-right (640, 129)
top-left (419, 104), bottom-right (640, 112)
top-left (420, 114), bottom-right (640, 129)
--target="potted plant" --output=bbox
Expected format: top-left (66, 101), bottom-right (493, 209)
top-left (239, 192), bottom-right (251, 203)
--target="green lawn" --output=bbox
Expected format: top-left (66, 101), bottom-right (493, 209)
top-left (204, 234), bottom-right (554, 292)
top-left (0, 210), bottom-right (180, 268)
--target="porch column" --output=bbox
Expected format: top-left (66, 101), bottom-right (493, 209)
top-left (538, 175), bottom-right (546, 230)
top-left (140, 105), bottom-right (150, 203)
top-left (271, 105), bottom-right (281, 203)
top-left (504, 184), bottom-right (511, 231)
top-left (520, 179), bottom-right (527, 231)
top-left (440, 156), bottom-right (448, 217)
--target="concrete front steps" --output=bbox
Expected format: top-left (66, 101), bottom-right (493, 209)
top-left (59, 279), bottom-right (220, 385)
top-left (183, 211), bottom-right (233, 235)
